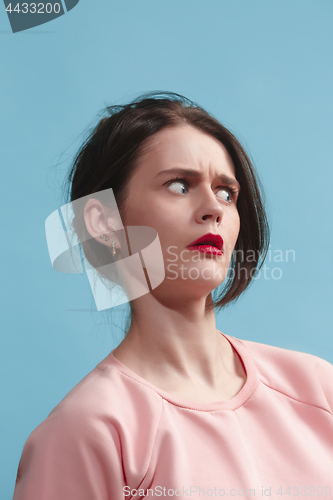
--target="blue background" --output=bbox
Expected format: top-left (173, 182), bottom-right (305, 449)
top-left (1, 0), bottom-right (333, 497)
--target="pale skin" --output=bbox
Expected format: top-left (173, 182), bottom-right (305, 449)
top-left (84, 125), bottom-right (246, 403)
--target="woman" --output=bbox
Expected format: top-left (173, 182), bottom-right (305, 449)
top-left (13, 93), bottom-right (333, 499)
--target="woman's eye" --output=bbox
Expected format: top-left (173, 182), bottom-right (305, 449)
top-left (167, 180), bottom-right (188, 195)
top-left (216, 189), bottom-right (232, 202)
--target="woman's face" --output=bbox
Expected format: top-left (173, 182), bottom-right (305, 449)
top-left (121, 125), bottom-right (240, 299)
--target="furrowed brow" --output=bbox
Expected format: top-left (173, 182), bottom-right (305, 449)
top-left (156, 168), bottom-right (240, 191)
top-left (217, 173), bottom-right (241, 192)
top-left (156, 168), bottom-right (202, 178)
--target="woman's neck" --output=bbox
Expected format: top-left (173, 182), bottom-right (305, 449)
top-left (112, 293), bottom-right (246, 402)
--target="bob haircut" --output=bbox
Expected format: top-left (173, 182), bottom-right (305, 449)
top-left (65, 91), bottom-right (270, 313)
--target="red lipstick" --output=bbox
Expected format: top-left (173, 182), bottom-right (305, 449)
top-left (186, 233), bottom-right (223, 255)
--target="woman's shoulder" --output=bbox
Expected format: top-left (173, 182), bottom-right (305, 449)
top-left (14, 353), bottom-right (164, 499)
top-left (44, 351), bottom-right (163, 431)
top-left (233, 336), bottom-right (333, 413)
top-left (22, 351), bottom-right (165, 472)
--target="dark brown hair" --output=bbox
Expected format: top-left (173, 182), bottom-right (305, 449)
top-left (65, 91), bottom-right (269, 313)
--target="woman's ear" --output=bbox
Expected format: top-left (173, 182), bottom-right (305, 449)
top-left (84, 199), bottom-right (121, 252)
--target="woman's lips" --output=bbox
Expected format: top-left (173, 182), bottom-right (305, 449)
top-left (186, 233), bottom-right (224, 255)
top-left (186, 245), bottom-right (223, 256)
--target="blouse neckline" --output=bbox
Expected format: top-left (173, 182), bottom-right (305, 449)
top-left (105, 332), bottom-right (258, 411)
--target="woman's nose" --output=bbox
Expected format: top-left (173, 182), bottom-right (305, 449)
top-left (194, 189), bottom-right (223, 225)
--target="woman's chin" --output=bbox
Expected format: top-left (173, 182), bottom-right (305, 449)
top-left (164, 264), bottom-right (228, 293)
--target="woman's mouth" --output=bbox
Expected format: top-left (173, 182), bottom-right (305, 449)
top-left (186, 233), bottom-right (224, 256)
top-left (186, 244), bottom-right (223, 255)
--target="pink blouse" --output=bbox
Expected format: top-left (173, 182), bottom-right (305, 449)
top-left (13, 333), bottom-right (333, 499)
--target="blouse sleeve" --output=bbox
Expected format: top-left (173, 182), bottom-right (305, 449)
top-left (314, 355), bottom-right (333, 414)
top-left (13, 406), bottom-right (126, 500)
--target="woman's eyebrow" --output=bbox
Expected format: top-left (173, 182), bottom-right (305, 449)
top-left (156, 167), bottom-right (240, 191)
